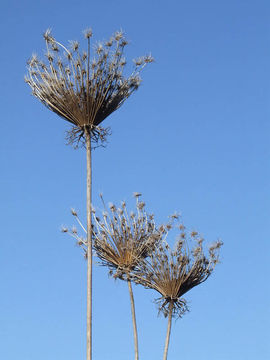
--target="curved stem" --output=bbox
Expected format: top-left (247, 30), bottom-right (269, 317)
top-left (163, 301), bottom-right (173, 360)
top-left (86, 129), bottom-right (92, 360)
top-left (127, 279), bottom-right (139, 360)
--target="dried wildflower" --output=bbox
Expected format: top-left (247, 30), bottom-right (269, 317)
top-left (26, 28), bottom-right (153, 148)
top-left (93, 194), bottom-right (163, 360)
top-left (134, 233), bottom-right (221, 317)
top-left (131, 219), bottom-right (222, 360)
top-left (93, 194), bottom-right (162, 276)
top-left (26, 29), bottom-right (154, 360)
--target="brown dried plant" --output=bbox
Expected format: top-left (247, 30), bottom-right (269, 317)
top-left (91, 193), bottom-right (163, 360)
top-left (25, 29), bottom-right (153, 147)
top-left (92, 193), bottom-right (162, 277)
top-left (26, 29), bottom-right (153, 360)
top-left (131, 220), bottom-right (223, 360)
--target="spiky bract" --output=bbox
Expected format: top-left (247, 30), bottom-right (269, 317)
top-left (25, 29), bottom-right (154, 147)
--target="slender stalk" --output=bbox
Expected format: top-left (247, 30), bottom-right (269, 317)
top-left (127, 279), bottom-right (139, 360)
top-left (85, 129), bottom-right (92, 360)
top-left (163, 301), bottom-right (173, 360)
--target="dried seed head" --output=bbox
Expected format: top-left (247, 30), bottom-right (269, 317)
top-left (68, 40), bottom-right (79, 52)
top-left (105, 38), bottom-right (113, 47)
top-left (137, 201), bottom-right (145, 210)
top-left (114, 30), bottom-right (123, 41)
top-left (131, 217), bottom-right (223, 319)
top-left (133, 57), bottom-right (144, 66)
top-left (120, 39), bottom-right (128, 47)
top-left (51, 43), bottom-right (59, 52)
top-left (96, 43), bottom-right (103, 54)
top-left (26, 28), bottom-right (153, 147)
top-left (84, 28), bottom-right (93, 38)
top-left (109, 203), bottom-right (116, 212)
top-left (43, 28), bottom-right (54, 43)
top-left (71, 208), bottom-right (78, 216)
top-left (144, 54), bottom-right (155, 63)
top-left (93, 193), bottom-right (162, 279)
top-left (61, 226), bottom-right (68, 233)
top-left (71, 226), bottom-right (78, 234)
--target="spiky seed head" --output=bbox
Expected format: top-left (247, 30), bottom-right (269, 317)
top-left (120, 39), bottom-right (128, 47)
top-left (114, 30), bottom-right (123, 41)
top-left (144, 54), bottom-right (155, 63)
top-left (43, 28), bottom-right (54, 43)
top-left (131, 218), bottom-right (223, 319)
top-left (26, 29), bottom-right (153, 148)
top-left (133, 57), bottom-right (144, 66)
top-left (96, 43), bottom-right (103, 54)
top-left (93, 194), bottom-right (162, 279)
top-left (71, 208), bottom-right (78, 216)
top-left (105, 38), bottom-right (113, 47)
top-left (69, 40), bottom-right (79, 52)
top-left (61, 226), bottom-right (68, 233)
top-left (137, 201), bottom-right (145, 210)
top-left (71, 226), bottom-right (78, 234)
top-left (84, 28), bottom-right (93, 38)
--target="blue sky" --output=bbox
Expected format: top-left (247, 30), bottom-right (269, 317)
top-left (0, 0), bottom-right (269, 359)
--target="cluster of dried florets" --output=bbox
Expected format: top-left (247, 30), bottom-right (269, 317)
top-left (130, 221), bottom-right (223, 318)
top-left (25, 29), bottom-right (154, 147)
top-left (92, 193), bottom-right (163, 279)
top-left (62, 195), bottom-right (223, 319)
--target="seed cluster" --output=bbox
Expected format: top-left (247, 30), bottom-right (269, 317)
top-left (92, 193), bottom-right (163, 279)
top-left (131, 223), bottom-right (223, 317)
top-left (63, 194), bottom-right (222, 319)
top-left (25, 29), bottom-right (154, 146)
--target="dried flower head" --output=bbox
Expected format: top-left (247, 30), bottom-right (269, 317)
top-left (93, 194), bottom-right (162, 279)
top-left (25, 28), bottom-right (153, 147)
top-left (132, 221), bottom-right (222, 318)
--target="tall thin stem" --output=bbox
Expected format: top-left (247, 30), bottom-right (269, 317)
top-left (127, 279), bottom-right (139, 360)
top-left (163, 301), bottom-right (173, 360)
top-left (85, 129), bottom-right (92, 360)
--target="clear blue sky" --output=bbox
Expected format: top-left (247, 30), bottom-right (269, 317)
top-left (0, 0), bottom-right (269, 359)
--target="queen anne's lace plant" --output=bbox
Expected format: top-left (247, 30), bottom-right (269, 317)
top-left (27, 29), bottom-right (154, 360)
top-left (25, 29), bottom-right (154, 147)
top-left (62, 193), bottom-right (163, 360)
top-left (130, 218), bottom-right (223, 360)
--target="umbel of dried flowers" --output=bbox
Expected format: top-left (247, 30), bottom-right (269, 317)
top-left (25, 29), bottom-right (154, 147)
top-left (130, 218), bottom-right (223, 360)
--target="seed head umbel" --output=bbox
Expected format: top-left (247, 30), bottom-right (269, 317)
top-left (131, 219), bottom-right (223, 318)
top-left (25, 28), bottom-right (154, 148)
top-left (92, 194), bottom-right (162, 279)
